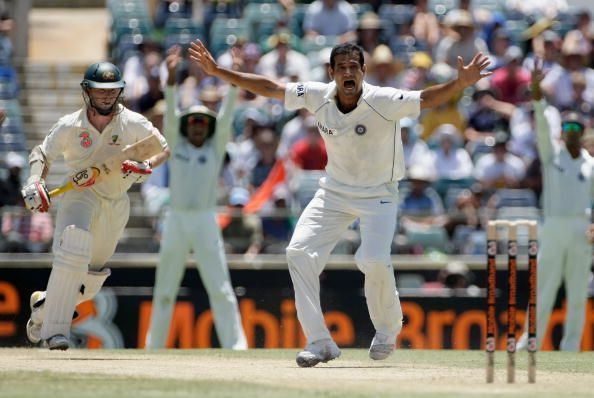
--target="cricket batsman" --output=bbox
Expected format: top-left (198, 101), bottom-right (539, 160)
top-left (22, 62), bottom-right (169, 350)
top-left (145, 46), bottom-right (247, 349)
top-left (189, 40), bottom-right (491, 366)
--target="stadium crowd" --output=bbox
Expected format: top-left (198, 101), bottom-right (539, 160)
top-left (2, 0), bottom-right (594, 257)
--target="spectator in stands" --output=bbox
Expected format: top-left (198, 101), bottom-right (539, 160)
top-left (122, 39), bottom-right (163, 110)
top-left (137, 67), bottom-right (165, 114)
top-left (490, 46), bottom-right (531, 105)
top-left (411, 0), bottom-right (440, 48)
top-left (435, 9), bottom-right (489, 69)
top-left (474, 133), bottom-right (526, 189)
top-left (221, 186), bottom-right (263, 256)
top-left (569, 71), bottom-right (594, 127)
top-left (0, 151), bottom-right (25, 207)
top-left (523, 30), bottom-right (561, 73)
top-left (1, 206), bottom-right (53, 253)
top-left (310, 47), bottom-right (333, 84)
top-left (250, 126), bottom-right (278, 190)
top-left (258, 31), bottom-right (310, 82)
top-left (401, 117), bottom-right (431, 171)
top-left (420, 63), bottom-right (465, 140)
top-left (290, 115), bottom-right (327, 170)
top-left (399, 165), bottom-right (449, 254)
top-left (303, 0), bottom-right (358, 43)
top-left (260, 184), bottom-right (294, 254)
top-left (422, 261), bottom-right (476, 293)
top-left (429, 124), bottom-right (474, 181)
top-left (399, 51), bottom-right (433, 91)
top-left (489, 29), bottom-right (512, 70)
top-left (366, 45), bottom-right (400, 88)
top-left (464, 87), bottom-right (510, 158)
top-left (357, 11), bottom-right (383, 54)
top-left (0, 0), bottom-right (13, 65)
top-left (176, 51), bottom-right (218, 110)
top-left (541, 30), bottom-right (594, 110)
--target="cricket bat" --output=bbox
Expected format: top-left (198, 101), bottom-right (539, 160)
top-left (49, 134), bottom-right (165, 198)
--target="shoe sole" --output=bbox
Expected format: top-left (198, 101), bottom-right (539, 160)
top-left (369, 344), bottom-right (394, 360)
top-left (48, 343), bottom-right (69, 351)
top-left (296, 351), bottom-right (341, 368)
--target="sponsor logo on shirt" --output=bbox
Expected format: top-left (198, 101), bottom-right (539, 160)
top-left (355, 124), bottom-right (367, 135)
top-left (317, 121), bottom-right (337, 136)
top-left (79, 131), bottom-right (92, 148)
top-left (296, 84), bottom-right (305, 97)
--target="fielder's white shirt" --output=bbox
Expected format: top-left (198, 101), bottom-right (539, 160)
top-left (285, 81), bottom-right (421, 197)
top-left (534, 99), bottom-right (594, 218)
top-left (41, 105), bottom-right (166, 200)
top-left (164, 85), bottom-right (237, 210)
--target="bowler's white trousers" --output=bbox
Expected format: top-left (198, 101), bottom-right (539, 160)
top-left (286, 187), bottom-right (403, 344)
top-left (518, 217), bottom-right (592, 351)
top-left (146, 209), bottom-right (247, 349)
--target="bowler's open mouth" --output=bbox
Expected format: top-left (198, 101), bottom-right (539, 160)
top-left (344, 80), bottom-right (356, 89)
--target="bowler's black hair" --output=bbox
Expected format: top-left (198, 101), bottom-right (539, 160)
top-left (329, 43), bottom-right (365, 69)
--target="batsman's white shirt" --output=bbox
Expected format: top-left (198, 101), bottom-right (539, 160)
top-left (285, 81), bottom-right (421, 196)
top-left (41, 104), bottom-right (167, 200)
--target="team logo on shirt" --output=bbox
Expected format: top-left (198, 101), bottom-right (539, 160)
top-left (109, 134), bottom-right (120, 146)
top-left (355, 124), bottom-right (367, 135)
top-left (296, 84), bottom-right (305, 97)
top-left (79, 131), bottom-right (92, 148)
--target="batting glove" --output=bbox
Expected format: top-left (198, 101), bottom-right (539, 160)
top-left (121, 160), bottom-right (152, 184)
top-left (21, 179), bottom-right (51, 213)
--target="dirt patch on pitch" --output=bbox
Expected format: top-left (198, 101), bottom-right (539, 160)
top-left (1, 349), bottom-right (592, 396)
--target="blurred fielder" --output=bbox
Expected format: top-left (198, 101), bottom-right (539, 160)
top-left (145, 46), bottom-right (247, 349)
top-left (189, 40), bottom-right (490, 366)
top-left (22, 62), bottom-right (169, 350)
top-left (517, 59), bottom-right (594, 351)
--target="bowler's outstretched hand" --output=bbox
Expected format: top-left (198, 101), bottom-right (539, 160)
top-left (189, 40), bottom-right (218, 76)
top-left (456, 53), bottom-right (492, 88)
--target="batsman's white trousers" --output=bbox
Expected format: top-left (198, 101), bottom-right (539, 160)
top-left (41, 188), bottom-right (129, 339)
top-left (146, 209), bottom-right (247, 349)
top-left (286, 187), bottom-right (403, 344)
top-left (518, 216), bottom-right (592, 351)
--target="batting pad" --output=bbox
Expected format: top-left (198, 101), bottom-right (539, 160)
top-left (79, 268), bottom-right (111, 302)
top-left (41, 226), bottom-right (92, 339)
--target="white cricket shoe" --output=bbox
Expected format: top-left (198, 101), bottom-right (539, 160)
top-left (369, 332), bottom-right (395, 360)
top-left (47, 334), bottom-right (69, 351)
top-left (26, 291), bottom-right (45, 344)
top-left (296, 338), bottom-right (341, 368)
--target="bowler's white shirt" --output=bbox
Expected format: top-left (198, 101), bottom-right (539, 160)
top-left (41, 105), bottom-right (166, 200)
top-left (285, 81), bottom-right (421, 197)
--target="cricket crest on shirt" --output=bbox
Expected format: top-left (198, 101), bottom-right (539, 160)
top-left (355, 124), bottom-right (367, 135)
top-left (79, 130), bottom-right (92, 148)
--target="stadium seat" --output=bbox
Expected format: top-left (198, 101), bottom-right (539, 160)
top-left (243, 3), bottom-right (285, 42)
top-left (494, 189), bottom-right (537, 208)
top-left (209, 18), bottom-right (249, 57)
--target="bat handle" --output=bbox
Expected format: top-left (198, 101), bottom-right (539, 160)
top-left (49, 181), bottom-right (74, 198)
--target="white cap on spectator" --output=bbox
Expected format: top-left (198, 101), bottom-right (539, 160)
top-left (229, 187), bottom-right (250, 207)
top-left (504, 45), bottom-right (523, 63)
top-left (5, 151), bottom-right (25, 169)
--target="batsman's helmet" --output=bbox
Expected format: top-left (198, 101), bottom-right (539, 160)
top-left (81, 62), bottom-right (125, 90)
top-left (179, 105), bottom-right (217, 138)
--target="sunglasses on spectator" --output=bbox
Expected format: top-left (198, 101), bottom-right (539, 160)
top-left (561, 121), bottom-right (584, 133)
top-left (187, 116), bottom-right (210, 126)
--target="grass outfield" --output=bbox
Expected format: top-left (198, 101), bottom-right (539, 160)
top-left (0, 349), bottom-right (592, 398)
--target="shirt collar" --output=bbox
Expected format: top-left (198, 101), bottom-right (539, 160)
top-left (324, 81), bottom-right (369, 106)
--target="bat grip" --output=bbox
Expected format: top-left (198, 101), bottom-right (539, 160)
top-left (49, 181), bottom-right (74, 198)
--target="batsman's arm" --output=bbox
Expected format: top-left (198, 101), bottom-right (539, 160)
top-left (145, 131), bottom-right (170, 169)
top-left (188, 39), bottom-right (286, 101)
top-left (27, 145), bottom-right (50, 185)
